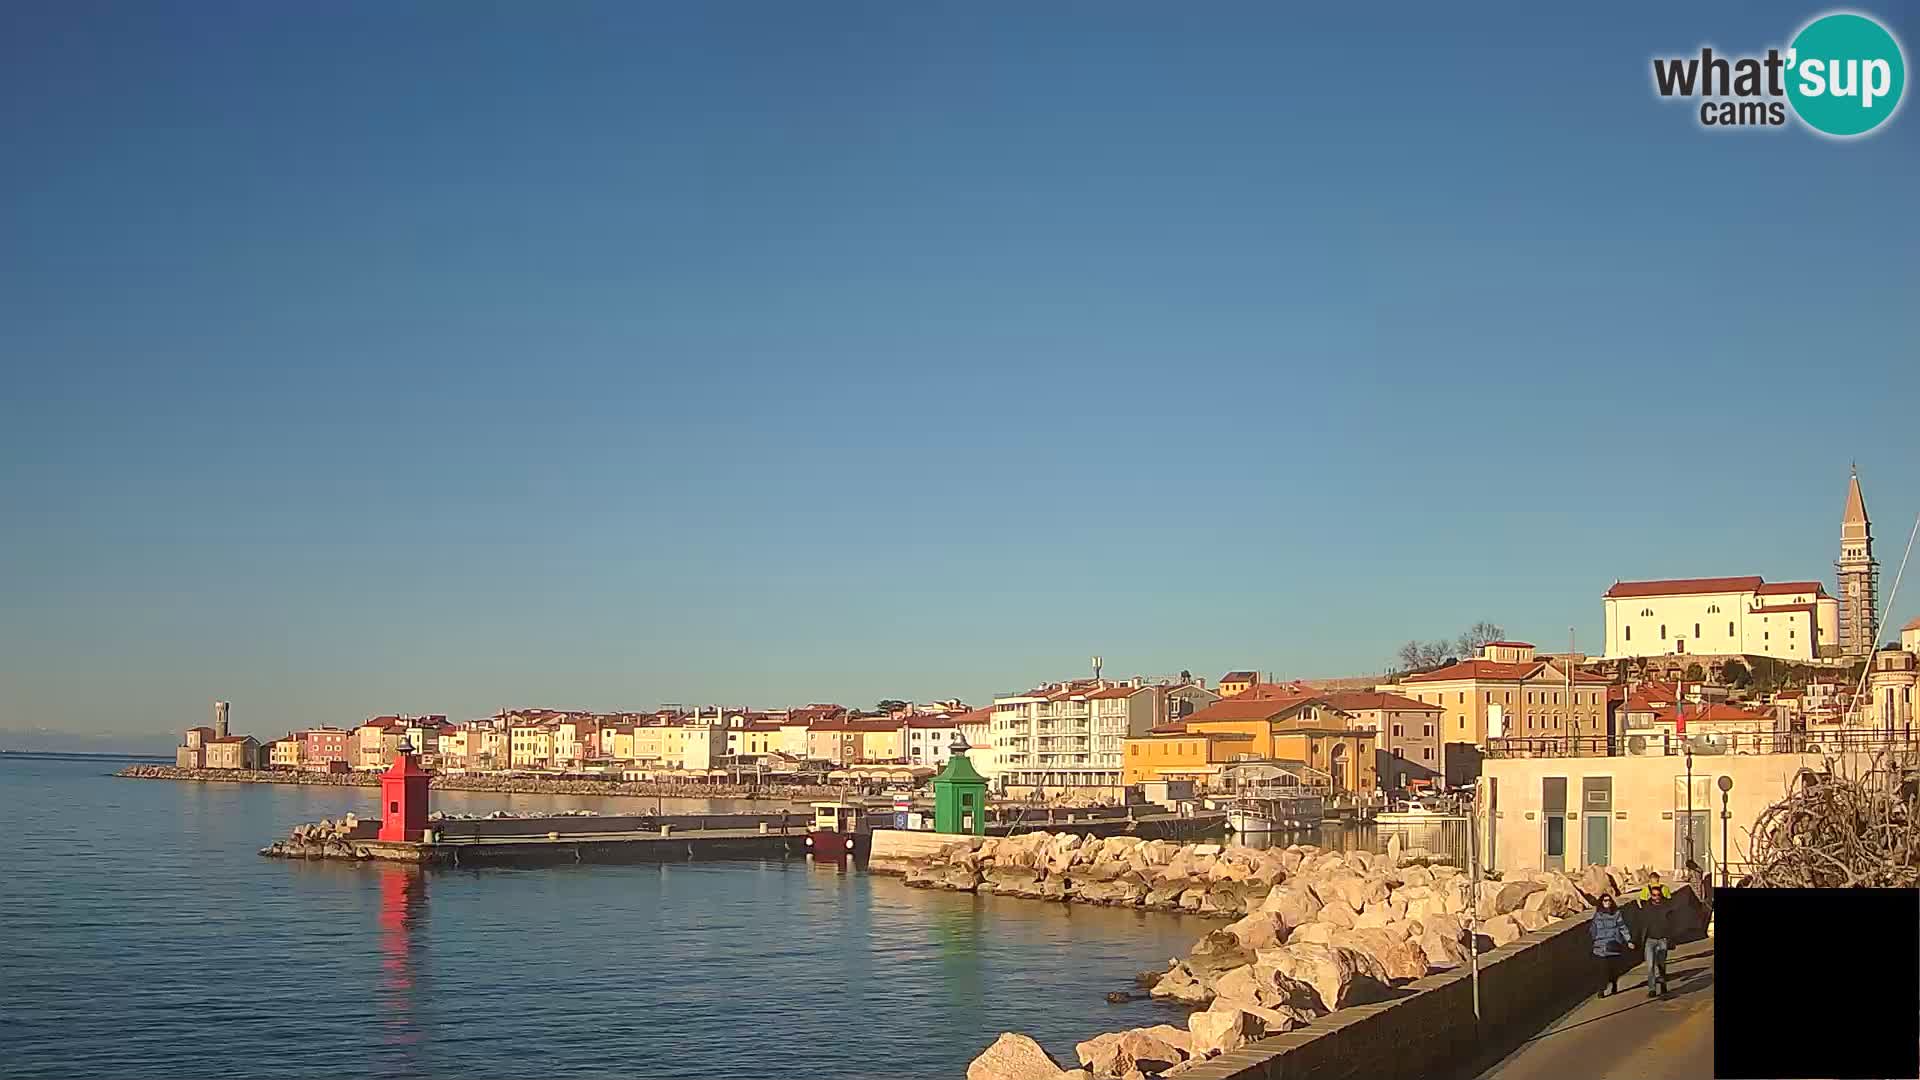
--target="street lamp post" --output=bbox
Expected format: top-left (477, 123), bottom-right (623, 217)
top-left (1717, 774), bottom-right (1734, 889)
top-left (1684, 739), bottom-right (1695, 869)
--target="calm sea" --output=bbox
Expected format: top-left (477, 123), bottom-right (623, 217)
top-left (0, 756), bottom-right (1211, 1079)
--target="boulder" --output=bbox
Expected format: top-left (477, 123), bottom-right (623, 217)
top-left (1211, 997), bottom-right (1308, 1032)
top-left (1288, 921), bottom-right (1335, 944)
top-left (1187, 931), bottom-right (1253, 979)
top-left (1353, 905), bottom-right (1396, 930)
top-left (1149, 962), bottom-right (1212, 1006)
top-left (1262, 942), bottom-right (1391, 1012)
top-left (1145, 883), bottom-right (1186, 911)
top-left (941, 866), bottom-right (983, 892)
top-left (1396, 865), bottom-right (1436, 889)
top-left (1040, 878), bottom-right (1069, 902)
top-left (1418, 929), bottom-right (1472, 969)
top-left (1381, 919), bottom-right (1419, 943)
top-left (1223, 910), bottom-right (1290, 952)
top-left (1133, 1025), bottom-right (1194, 1058)
top-left (968, 1033), bottom-right (1077, 1080)
top-left (1514, 908), bottom-right (1551, 932)
top-left (985, 866), bottom-right (1042, 894)
top-left (1259, 886), bottom-right (1323, 928)
top-left (1482, 914), bottom-right (1523, 947)
top-left (1419, 913), bottom-right (1466, 944)
top-left (1082, 1030), bottom-right (1183, 1076)
top-left (1477, 880), bottom-right (1544, 918)
top-left (1189, 1008), bottom-right (1257, 1056)
top-left (1328, 928), bottom-right (1426, 981)
top-left (1178, 887), bottom-right (1207, 912)
top-left (1579, 864), bottom-right (1620, 900)
top-left (1318, 899), bottom-right (1360, 929)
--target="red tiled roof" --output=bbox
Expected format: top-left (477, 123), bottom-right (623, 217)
top-left (1483, 641), bottom-right (1535, 649)
top-left (1905, 616), bottom-right (1920, 632)
top-left (951, 707), bottom-right (993, 725)
top-left (209, 735), bottom-right (255, 744)
top-left (1086, 685), bottom-right (1142, 700)
top-left (1181, 694), bottom-right (1327, 724)
top-left (1319, 691), bottom-right (1442, 713)
top-left (1238, 681), bottom-right (1318, 700)
top-left (903, 714), bottom-right (960, 729)
top-left (1220, 671), bottom-right (1259, 683)
top-left (1402, 659), bottom-right (1610, 685)
top-left (746, 721), bottom-right (785, 732)
top-left (1755, 581), bottom-right (1826, 596)
top-left (1605, 576), bottom-right (1763, 599)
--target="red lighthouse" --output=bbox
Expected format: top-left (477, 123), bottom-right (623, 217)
top-left (377, 737), bottom-right (432, 842)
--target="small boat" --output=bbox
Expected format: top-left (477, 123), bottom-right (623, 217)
top-left (804, 801), bottom-right (867, 858)
top-left (1375, 797), bottom-right (1466, 825)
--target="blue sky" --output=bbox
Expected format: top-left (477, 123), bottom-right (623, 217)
top-left (3, 2), bottom-right (1916, 744)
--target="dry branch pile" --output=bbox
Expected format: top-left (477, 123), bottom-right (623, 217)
top-left (1746, 754), bottom-right (1920, 888)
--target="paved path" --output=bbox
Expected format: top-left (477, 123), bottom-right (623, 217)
top-left (1476, 937), bottom-right (1714, 1080)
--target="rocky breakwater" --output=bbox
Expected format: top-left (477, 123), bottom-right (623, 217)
top-left (118, 764), bottom-right (839, 801)
top-left (960, 836), bottom-right (1644, 1080)
top-left (903, 833), bottom-right (1282, 916)
top-left (259, 815), bottom-right (380, 860)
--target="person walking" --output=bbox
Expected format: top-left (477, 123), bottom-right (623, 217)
top-left (1638, 872), bottom-right (1675, 997)
top-left (1589, 893), bottom-right (1634, 997)
top-left (1683, 858), bottom-right (1713, 929)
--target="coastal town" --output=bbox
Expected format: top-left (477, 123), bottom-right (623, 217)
top-left (154, 470), bottom-right (1919, 876)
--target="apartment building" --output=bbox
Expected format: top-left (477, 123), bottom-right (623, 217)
top-left (993, 677), bottom-right (1219, 797)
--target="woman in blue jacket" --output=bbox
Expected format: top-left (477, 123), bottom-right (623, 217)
top-left (1589, 893), bottom-right (1634, 997)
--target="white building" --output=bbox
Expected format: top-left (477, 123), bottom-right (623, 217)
top-left (992, 678), bottom-right (1219, 797)
top-left (1602, 576), bottom-right (1838, 662)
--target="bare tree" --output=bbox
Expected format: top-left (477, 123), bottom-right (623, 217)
top-left (1454, 621), bottom-right (1507, 659)
top-left (1746, 753), bottom-right (1918, 888)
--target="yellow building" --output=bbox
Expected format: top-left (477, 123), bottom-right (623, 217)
top-left (269, 736), bottom-right (303, 769)
top-left (1216, 671), bottom-right (1260, 699)
top-left (1384, 641), bottom-right (1611, 750)
top-left (509, 724), bottom-right (555, 768)
top-left (852, 721), bottom-right (904, 763)
top-left (602, 725), bottom-right (637, 763)
top-left (1122, 731), bottom-right (1254, 787)
top-left (205, 735), bottom-right (260, 770)
top-left (1144, 693), bottom-right (1378, 793)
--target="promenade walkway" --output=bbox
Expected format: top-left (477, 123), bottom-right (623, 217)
top-left (1475, 937), bottom-right (1715, 1080)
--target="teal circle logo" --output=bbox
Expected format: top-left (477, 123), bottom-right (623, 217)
top-left (1786, 12), bottom-right (1906, 136)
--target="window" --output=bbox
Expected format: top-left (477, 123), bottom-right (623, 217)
top-left (1423, 747), bottom-right (1433, 761)
top-left (1694, 623), bottom-right (1701, 638)
top-left (1728, 622), bottom-right (1735, 637)
top-left (1423, 723), bottom-right (1435, 737)
top-left (1641, 607), bottom-right (1654, 617)
top-left (1457, 692), bottom-right (1464, 705)
top-left (1660, 624), bottom-right (1667, 639)
top-left (1707, 604), bottom-right (1720, 614)
top-left (1392, 724), bottom-right (1403, 737)
top-left (1625, 626), bottom-right (1631, 641)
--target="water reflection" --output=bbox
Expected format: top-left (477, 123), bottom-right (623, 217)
top-left (376, 866), bottom-right (427, 1059)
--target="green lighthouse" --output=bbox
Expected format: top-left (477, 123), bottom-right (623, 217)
top-left (932, 732), bottom-right (988, 836)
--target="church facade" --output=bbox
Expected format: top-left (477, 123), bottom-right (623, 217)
top-left (1600, 470), bottom-right (1878, 664)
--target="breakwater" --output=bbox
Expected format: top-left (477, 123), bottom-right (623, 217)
top-left (931, 833), bottom-right (1675, 1079)
top-left (116, 764), bottom-right (841, 801)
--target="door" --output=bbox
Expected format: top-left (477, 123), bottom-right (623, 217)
top-left (1584, 814), bottom-right (1611, 867)
top-left (1541, 776), bottom-right (1568, 872)
top-left (1674, 811), bottom-right (1711, 873)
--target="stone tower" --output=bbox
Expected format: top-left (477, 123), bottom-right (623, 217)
top-left (1836, 466), bottom-right (1879, 659)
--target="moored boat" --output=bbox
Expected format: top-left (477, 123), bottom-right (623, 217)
top-left (804, 801), bottom-right (867, 857)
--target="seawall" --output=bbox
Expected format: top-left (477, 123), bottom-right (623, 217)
top-left (1180, 914), bottom-right (1597, 1080)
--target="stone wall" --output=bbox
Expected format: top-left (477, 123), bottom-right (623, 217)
top-left (1176, 915), bottom-right (1595, 1080)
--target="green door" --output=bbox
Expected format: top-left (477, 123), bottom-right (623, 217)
top-left (1584, 813), bottom-right (1610, 867)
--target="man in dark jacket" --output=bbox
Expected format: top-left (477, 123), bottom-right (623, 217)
top-left (1637, 873), bottom-right (1676, 997)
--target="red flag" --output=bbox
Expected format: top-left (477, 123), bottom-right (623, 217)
top-left (1675, 703), bottom-right (1687, 736)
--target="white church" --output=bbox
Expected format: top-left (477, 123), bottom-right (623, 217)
top-left (1601, 470), bottom-right (1879, 665)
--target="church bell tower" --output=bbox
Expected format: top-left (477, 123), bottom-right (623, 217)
top-left (1837, 465), bottom-right (1879, 660)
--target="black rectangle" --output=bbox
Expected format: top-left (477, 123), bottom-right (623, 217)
top-left (1715, 888), bottom-right (1919, 1079)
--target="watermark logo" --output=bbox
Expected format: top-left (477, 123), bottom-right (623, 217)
top-left (1652, 10), bottom-right (1905, 137)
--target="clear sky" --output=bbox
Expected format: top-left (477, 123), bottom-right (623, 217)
top-left (3, 2), bottom-right (1916, 745)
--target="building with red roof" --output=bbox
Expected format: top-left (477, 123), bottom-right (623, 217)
top-left (1602, 570), bottom-right (1840, 663)
top-left (1379, 641), bottom-right (1613, 783)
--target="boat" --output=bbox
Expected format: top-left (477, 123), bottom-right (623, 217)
top-left (1375, 796), bottom-right (1467, 825)
top-left (804, 801), bottom-right (868, 858)
top-left (1225, 790), bottom-right (1324, 834)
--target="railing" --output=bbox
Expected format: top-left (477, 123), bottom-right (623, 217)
top-left (1486, 730), bottom-right (1920, 759)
